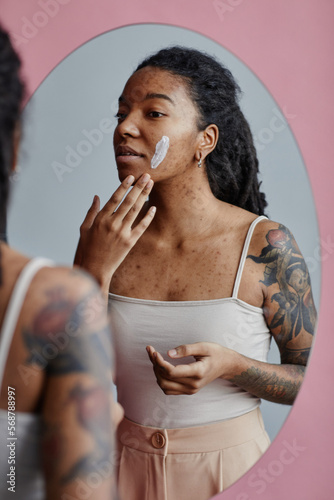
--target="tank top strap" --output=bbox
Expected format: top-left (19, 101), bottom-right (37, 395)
top-left (232, 216), bottom-right (268, 299)
top-left (0, 258), bottom-right (54, 389)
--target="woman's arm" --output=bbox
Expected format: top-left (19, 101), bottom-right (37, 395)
top-left (22, 269), bottom-right (120, 499)
top-left (147, 223), bottom-right (316, 405)
top-left (147, 342), bottom-right (306, 405)
top-left (230, 223), bottom-right (316, 403)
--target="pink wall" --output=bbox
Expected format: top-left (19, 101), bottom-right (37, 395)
top-left (2, 1), bottom-right (333, 498)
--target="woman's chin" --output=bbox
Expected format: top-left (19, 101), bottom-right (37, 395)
top-left (117, 165), bottom-right (150, 183)
top-left (117, 166), bottom-right (136, 181)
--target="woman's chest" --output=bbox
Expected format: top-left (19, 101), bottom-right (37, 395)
top-left (110, 241), bottom-right (264, 307)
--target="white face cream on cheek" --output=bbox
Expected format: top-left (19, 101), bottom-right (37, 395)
top-left (151, 136), bottom-right (170, 169)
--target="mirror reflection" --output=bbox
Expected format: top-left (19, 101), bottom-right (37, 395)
top-left (7, 24), bottom-right (320, 499)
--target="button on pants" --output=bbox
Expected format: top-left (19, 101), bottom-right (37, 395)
top-left (116, 408), bottom-right (270, 500)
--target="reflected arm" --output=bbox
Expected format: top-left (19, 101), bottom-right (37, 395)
top-left (21, 271), bottom-right (118, 499)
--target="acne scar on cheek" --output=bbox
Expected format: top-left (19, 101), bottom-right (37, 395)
top-left (151, 136), bottom-right (170, 169)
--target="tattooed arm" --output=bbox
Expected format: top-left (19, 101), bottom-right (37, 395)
top-left (228, 223), bottom-right (316, 404)
top-left (147, 223), bottom-right (316, 405)
top-left (22, 269), bottom-right (119, 500)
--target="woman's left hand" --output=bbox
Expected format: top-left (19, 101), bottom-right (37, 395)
top-left (146, 342), bottom-right (239, 395)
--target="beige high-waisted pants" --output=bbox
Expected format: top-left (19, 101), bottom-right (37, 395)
top-left (117, 408), bottom-right (270, 500)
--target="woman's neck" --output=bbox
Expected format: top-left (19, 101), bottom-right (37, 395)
top-left (146, 171), bottom-right (226, 243)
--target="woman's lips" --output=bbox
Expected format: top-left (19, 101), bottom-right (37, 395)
top-left (115, 146), bottom-right (144, 163)
top-left (116, 153), bottom-right (144, 164)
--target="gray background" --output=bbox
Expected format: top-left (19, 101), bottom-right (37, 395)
top-left (8, 24), bottom-right (320, 442)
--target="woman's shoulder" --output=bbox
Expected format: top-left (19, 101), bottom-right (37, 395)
top-left (0, 245), bottom-right (102, 333)
top-left (248, 217), bottom-right (300, 258)
top-left (33, 264), bottom-right (100, 300)
top-left (24, 265), bottom-right (103, 334)
top-left (216, 203), bottom-right (283, 236)
top-left (5, 245), bottom-right (98, 292)
top-left (217, 204), bottom-right (300, 257)
top-left (214, 202), bottom-right (301, 252)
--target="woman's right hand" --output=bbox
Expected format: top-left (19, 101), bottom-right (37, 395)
top-left (74, 173), bottom-right (156, 297)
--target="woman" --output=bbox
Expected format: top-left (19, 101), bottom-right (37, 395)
top-left (0, 26), bottom-right (154, 499)
top-left (76, 46), bottom-right (316, 500)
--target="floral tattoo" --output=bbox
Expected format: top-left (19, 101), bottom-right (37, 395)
top-left (247, 225), bottom-right (316, 365)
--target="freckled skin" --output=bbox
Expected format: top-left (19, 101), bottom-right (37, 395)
top-left (109, 67), bottom-right (315, 407)
top-left (113, 67), bottom-right (202, 184)
top-left (112, 67), bottom-right (262, 303)
top-left (112, 222), bottom-right (257, 303)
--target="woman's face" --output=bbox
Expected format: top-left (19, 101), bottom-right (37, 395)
top-left (113, 66), bottom-right (202, 182)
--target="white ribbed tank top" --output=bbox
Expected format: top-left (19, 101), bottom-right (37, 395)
top-left (109, 216), bottom-right (271, 428)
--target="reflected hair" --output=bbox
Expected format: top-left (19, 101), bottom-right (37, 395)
top-left (135, 46), bottom-right (267, 215)
top-left (0, 26), bottom-right (24, 229)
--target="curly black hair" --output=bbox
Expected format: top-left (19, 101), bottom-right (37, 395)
top-left (135, 46), bottom-right (267, 215)
top-left (0, 26), bottom-right (24, 239)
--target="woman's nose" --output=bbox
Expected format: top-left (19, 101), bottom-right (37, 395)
top-left (116, 113), bottom-right (140, 137)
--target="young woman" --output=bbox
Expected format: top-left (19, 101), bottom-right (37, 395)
top-left (76, 46), bottom-right (316, 500)
top-left (0, 26), bottom-right (154, 499)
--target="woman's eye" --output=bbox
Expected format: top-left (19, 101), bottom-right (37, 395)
top-left (148, 111), bottom-right (164, 118)
top-left (115, 112), bottom-right (126, 122)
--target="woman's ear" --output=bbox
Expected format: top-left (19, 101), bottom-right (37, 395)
top-left (198, 124), bottom-right (219, 160)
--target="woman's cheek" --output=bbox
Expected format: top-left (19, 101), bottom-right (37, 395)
top-left (150, 136), bottom-right (170, 169)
